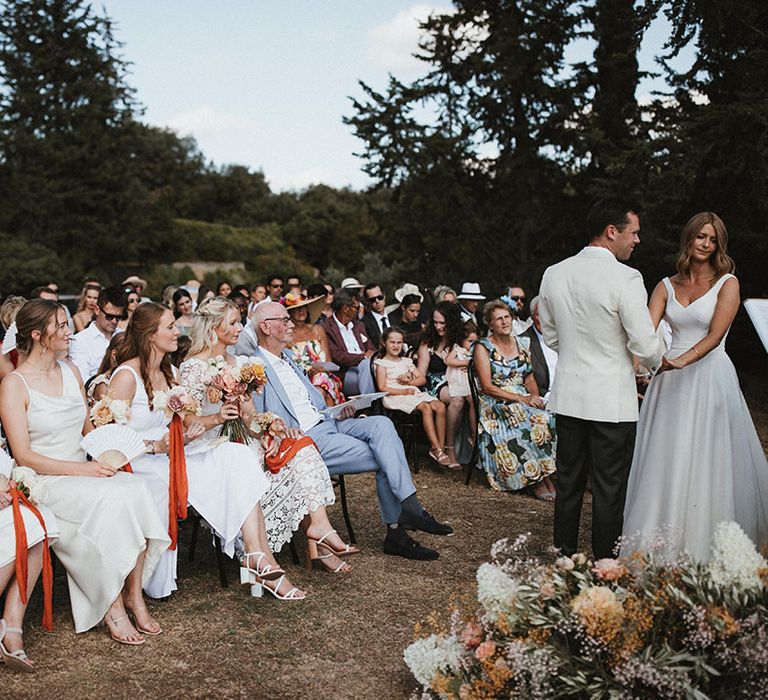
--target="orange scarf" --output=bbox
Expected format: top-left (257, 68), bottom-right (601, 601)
top-left (265, 436), bottom-right (316, 474)
top-left (167, 414), bottom-right (188, 550)
top-left (11, 488), bottom-right (54, 631)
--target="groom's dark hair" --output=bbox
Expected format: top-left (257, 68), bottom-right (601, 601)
top-left (587, 200), bottom-right (639, 241)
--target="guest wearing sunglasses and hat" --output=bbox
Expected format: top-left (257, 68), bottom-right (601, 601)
top-left (457, 282), bottom-right (487, 335)
top-left (121, 275), bottom-right (149, 303)
top-left (69, 287), bottom-right (126, 383)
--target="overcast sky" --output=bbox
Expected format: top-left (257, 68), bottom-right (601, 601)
top-left (102, 1), bottom-right (691, 192)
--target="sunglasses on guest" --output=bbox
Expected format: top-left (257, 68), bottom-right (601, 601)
top-left (510, 295), bottom-right (525, 302)
top-left (99, 308), bottom-right (124, 322)
top-left (366, 294), bottom-right (385, 302)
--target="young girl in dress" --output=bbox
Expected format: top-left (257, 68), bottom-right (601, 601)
top-left (374, 328), bottom-right (453, 469)
top-left (445, 322), bottom-right (479, 446)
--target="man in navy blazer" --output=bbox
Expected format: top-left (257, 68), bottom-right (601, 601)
top-left (249, 302), bottom-right (453, 560)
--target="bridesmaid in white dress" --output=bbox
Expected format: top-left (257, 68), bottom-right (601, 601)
top-left (180, 297), bottom-right (357, 573)
top-left (623, 212), bottom-right (768, 561)
top-left (0, 300), bottom-right (170, 645)
top-left (108, 302), bottom-right (307, 600)
top-left (0, 445), bottom-right (59, 671)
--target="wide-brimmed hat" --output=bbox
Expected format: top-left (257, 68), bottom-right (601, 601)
top-left (284, 294), bottom-right (326, 324)
top-left (340, 277), bottom-right (364, 290)
top-left (457, 282), bottom-right (486, 301)
top-left (394, 283), bottom-right (423, 303)
top-left (122, 275), bottom-right (148, 289)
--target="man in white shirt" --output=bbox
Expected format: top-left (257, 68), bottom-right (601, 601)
top-left (69, 287), bottom-right (125, 382)
top-left (518, 296), bottom-right (557, 398)
top-left (251, 302), bottom-right (453, 560)
top-left (506, 285), bottom-right (533, 335)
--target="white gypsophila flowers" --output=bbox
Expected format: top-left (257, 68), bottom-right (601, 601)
top-left (707, 521), bottom-right (767, 591)
top-left (477, 562), bottom-right (518, 621)
top-left (403, 634), bottom-right (464, 687)
top-left (11, 465), bottom-right (48, 505)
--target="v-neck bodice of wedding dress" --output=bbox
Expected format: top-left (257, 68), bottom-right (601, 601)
top-left (112, 363), bottom-right (269, 599)
top-left (623, 274), bottom-right (768, 561)
top-left (13, 361), bottom-right (169, 632)
top-left (178, 356), bottom-right (334, 552)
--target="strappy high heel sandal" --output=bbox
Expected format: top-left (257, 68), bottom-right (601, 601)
top-left (240, 551), bottom-right (284, 591)
top-left (306, 529), bottom-right (360, 560)
top-left (252, 575), bottom-right (306, 601)
top-left (128, 608), bottom-right (163, 636)
top-left (0, 620), bottom-right (34, 672)
top-left (442, 445), bottom-right (462, 470)
top-left (428, 447), bottom-right (453, 468)
top-left (306, 539), bottom-right (352, 573)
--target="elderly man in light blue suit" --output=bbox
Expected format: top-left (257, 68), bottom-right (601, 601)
top-left (249, 302), bottom-right (453, 560)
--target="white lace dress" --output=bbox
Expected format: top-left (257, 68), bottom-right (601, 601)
top-left (111, 364), bottom-right (269, 599)
top-left (179, 357), bottom-right (335, 552)
top-left (13, 362), bottom-right (169, 632)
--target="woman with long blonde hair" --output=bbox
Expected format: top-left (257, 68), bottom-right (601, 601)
top-left (181, 297), bottom-right (357, 574)
top-left (108, 302), bottom-right (307, 600)
top-left (623, 212), bottom-right (768, 561)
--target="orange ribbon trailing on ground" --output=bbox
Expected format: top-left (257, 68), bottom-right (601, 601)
top-left (265, 436), bottom-right (316, 474)
top-left (11, 488), bottom-right (53, 631)
top-left (167, 413), bottom-right (188, 550)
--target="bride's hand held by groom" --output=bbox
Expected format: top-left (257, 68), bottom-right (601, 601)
top-left (658, 355), bottom-right (686, 373)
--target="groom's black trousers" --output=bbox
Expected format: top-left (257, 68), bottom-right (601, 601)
top-left (553, 414), bottom-right (637, 560)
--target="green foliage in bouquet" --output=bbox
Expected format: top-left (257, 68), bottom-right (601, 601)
top-left (405, 523), bottom-right (768, 699)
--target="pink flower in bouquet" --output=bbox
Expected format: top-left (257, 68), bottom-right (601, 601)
top-left (460, 621), bottom-right (483, 649)
top-left (555, 556), bottom-right (575, 571)
top-left (475, 639), bottom-right (496, 661)
top-left (593, 558), bottom-right (629, 582)
top-left (540, 581), bottom-right (556, 599)
top-left (206, 386), bottom-right (223, 404)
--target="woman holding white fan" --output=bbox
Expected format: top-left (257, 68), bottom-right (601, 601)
top-left (0, 299), bottom-right (169, 645)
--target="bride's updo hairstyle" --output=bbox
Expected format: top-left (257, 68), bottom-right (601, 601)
top-left (676, 211), bottom-right (735, 281)
top-left (187, 296), bottom-right (238, 356)
top-left (14, 299), bottom-right (63, 355)
top-left (115, 301), bottom-right (175, 408)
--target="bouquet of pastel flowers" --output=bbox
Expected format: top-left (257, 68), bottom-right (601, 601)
top-left (405, 523), bottom-right (768, 699)
top-left (202, 356), bottom-right (267, 444)
top-left (90, 396), bottom-right (131, 427)
top-left (153, 386), bottom-right (202, 421)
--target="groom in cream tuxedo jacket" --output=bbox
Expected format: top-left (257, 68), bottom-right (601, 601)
top-left (539, 200), bottom-right (665, 560)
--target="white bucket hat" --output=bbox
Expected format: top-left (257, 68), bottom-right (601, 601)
top-left (457, 282), bottom-right (486, 301)
top-left (340, 277), bottom-right (364, 290)
top-left (394, 283), bottom-right (424, 303)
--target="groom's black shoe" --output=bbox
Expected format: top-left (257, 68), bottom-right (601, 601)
top-left (383, 527), bottom-right (439, 560)
top-left (399, 508), bottom-right (453, 536)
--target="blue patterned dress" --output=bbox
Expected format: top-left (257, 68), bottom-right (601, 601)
top-left (476, 336), bottom-right (557, 492)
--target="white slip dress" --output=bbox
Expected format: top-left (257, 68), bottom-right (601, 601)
top-left (13, 362), bottom-right (169, 632)
top-left (179, 357), bottom-right (335, 552)
top-left (623, 274), bottom-right (768, 561)
top-left (112, 364), bottom-right (270, 598)
top-left (0, 447), bottom-right (60, 568)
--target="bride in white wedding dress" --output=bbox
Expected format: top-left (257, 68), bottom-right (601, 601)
top-left (623, 212), bottom-right (768, 562)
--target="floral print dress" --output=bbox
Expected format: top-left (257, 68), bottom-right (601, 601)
top-left (476, 336), bottom-right (556, 492)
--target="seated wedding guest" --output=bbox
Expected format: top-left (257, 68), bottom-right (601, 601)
top-left (322, 288), bottom-right (376, 396)
top-left (117, 289), bottom-right (140, 332)
top-left (474, 300), bottom-right (556, 500)
top-left (387, 284), bottom-right (423, 326)
top-left (72, 283), bottom-right (100, 333)
top-left (433, 285), bottom-right (457, 304)
top-left (503, 284), bottom-right (533, 335)
top-left (87, 333), bottom-right (127, 404)
top-left (181, 297), bottom-right (356, 573)
top-left (266, 275), bottom-right (284, 303)
top-left (307, 283), bottom-right (334, 322)
top-left (445, 321), bottom-right (479, 445)
top-left (172, 288), bottom-right (195, 335)
top-left (286, 294), bottom-right (345, 407)
top-left (388, 294), bottom-right (424, 352)
top-left (69, 287), bottom-right (125, 383)
top-left (197, 285), bottom-right (215, 305)
top-left (0, 299), bottom-right (169, 643)
top-left (122, 275), bottom-right (149, 303)
top-left (286, 275), bottom-right (302, 298)
top-left (457, 282), bottom-right (486, 334)
top-left (216, 280), bottom-right (232, 298)
top-left (517, 296), bottom-right (557, 398)
top-left (362, 283), bottom-right (389, 349)
top-left (0, 445), bottom-right (59, 672)
top-left (109, 302), bottom-right (307, 600)
top-left (416, 301), bottom-right (469, 468)
top-left (232, 284), bottom-right (250, 300)
top-left (251, 302), bottom-right (453, 560)
top-left (249, 283), bottom-right (267, 311)
top-left (374, 327), bottom-right (452, 468)
top-left (232, 291), bottom-right (250, 325)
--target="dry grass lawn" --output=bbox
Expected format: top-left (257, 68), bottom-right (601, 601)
top-left (4, 382), bottom-right (767, 699)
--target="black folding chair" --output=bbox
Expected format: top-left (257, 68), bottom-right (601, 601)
top-left (465, 360), bottom-right (482, 485)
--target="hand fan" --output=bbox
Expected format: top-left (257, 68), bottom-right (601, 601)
top-left (81, 425), bottom-right (147, 467)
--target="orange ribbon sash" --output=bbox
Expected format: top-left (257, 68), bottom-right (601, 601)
top-left (11, 488), bottom-right (54, 631)
top-left (265, 436), bottom-right (316, 474)
top-left (167, 413), bottom-right (188, 550)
